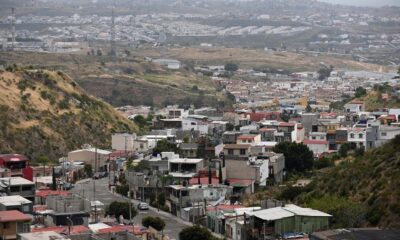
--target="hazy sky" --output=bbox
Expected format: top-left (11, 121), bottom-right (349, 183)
top-left (318, 0), bottom-right (400, 7)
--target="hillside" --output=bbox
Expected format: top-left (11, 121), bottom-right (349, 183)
top-left (298, 136), bottom-right (400, 228)
top-left (0, 66), bottom-right (138, 161)
top-left (0, 51), bottom-right (232, 108)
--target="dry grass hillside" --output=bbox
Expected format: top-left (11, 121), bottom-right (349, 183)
top-left (135, 47), bottom-right (390, 72)
top-left (0, 51), bottom-right (231, 108)
top-left (0, 66), bottom-right (138, 161)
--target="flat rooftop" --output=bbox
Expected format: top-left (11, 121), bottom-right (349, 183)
top-left (169, 158), bottom-right (203, 164)
top-left (0, 195), bottom-right (31, 206)
top-left (0, 177), bottom-right (34, 186)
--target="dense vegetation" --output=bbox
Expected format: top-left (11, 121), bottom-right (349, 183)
top-left (273, 142), bottom-right (314, 172)
top-left (142, 216), bottom-right (166, 231)
top-left (297, 136), bottom-right (400, 228)
top-left (0, 66), bottom-right (138, 162)
top-left (107, 201), bottom-right (137, 221)
top-left (179, 226), bottom-right (218, 240)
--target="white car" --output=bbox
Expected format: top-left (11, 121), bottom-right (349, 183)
top-left (137, 202), bottom-right (149, 210)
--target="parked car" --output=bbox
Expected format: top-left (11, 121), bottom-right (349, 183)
top-left (93, 172), bottom-right (108, 179)
top-left (137, 202), bottom-right (149, 210)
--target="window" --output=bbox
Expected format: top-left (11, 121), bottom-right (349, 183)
top-left (312, 136), bottom-right (316, 140)
top-left (240, 149), bottom-right (246, 155)
top-left (22, 223), bottom-right (30, 232)
top-left (359, 133), bottom-right (363, 139)
top-left (22, 185), bottom-right (32, 191)
top-left (381, 132), bottom-right (387, 137)
top-left (350, 133), bottom-right (355, 139)
top-left (228, 149), bottom-right (233, 155)
top-left (3, 222), bottom-right (9, 229)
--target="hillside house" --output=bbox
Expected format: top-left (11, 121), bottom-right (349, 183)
top-left (0, 210), bottom-right (31, 239)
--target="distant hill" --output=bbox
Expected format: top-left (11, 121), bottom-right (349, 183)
top-left (0, 51), bottom-right (232, 108)
top-left (0, 66), bottom-right (138, 161)
top-left (300, 136), bottom-right (400, 228)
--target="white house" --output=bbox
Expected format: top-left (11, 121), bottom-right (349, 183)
top-left (347, 128), bottom-right (367, 148)
top-left (303, 140), bottom-right (329, 157)
top-left (344, 100), bottom-right (365, 114)
top-left (182, 116), bottom-right (210, 135)
top-left (388, 108), bottom-right (400, 122)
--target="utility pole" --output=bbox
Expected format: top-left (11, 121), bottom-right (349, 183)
top-left (128, 184), bottom-right (132, 224)
top-left (93, 146), bottom-right (97, 223)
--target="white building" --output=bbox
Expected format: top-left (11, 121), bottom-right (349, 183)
top-left (111, 133), bottom-right (137, 151)
top-left (344, 100), bottom-right (365, 114)
top-left (153, 59), bottom-right (181, 69)
top-left (182, 116), bottom-right (210, 135)
top-left (303, 140), bottom-right (329, 156)
top-left (68, 147), bottom-right (111, 171)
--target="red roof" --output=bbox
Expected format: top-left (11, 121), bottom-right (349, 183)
top-left (260, 128), bottom-right (276, 132)
top-left (320, 112), bottom-right (337, 118)
top-left (227, 178), bottom-right (254, 187)
top-left (207, 204), bottom-right (244, 212)
top-left (189, 177), bottom-right (220, 185)
top-left (33, 205), bottom-right (47, 212)
top-left (0, 210), bottom-right (31, 222)
top-left (378, 115), bottom-right (396, 121)
top-left (245, 112), bottom-right (280, 122)
top-left (238, 135), bottom-right (257, 140)
top-left (32, 225), bottom-right (91, 234)
top-left (303, 140), bottom-right (328, 145)
top-left (0, 154), bottom-right (29, 162)
top-left (36, 190), bottom-right (70, 198)
top-left (279, 122), bottom-right (296, 127)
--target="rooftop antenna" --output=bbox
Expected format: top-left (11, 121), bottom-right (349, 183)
top-left (11, 8), bottom-right (15, 51)
top-left (110, 0), bottom-right (116, 56)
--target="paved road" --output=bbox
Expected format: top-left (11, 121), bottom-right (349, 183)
top-left (71, 177), bottom-right (191, 240)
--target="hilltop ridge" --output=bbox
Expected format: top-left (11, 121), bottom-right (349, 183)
top-left (0, 66), bottom-right (138, 161)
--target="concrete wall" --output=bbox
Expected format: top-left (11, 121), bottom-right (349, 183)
top-left (112, 133), bottom-right (136, 151)
top-left (226, 159), bottom-right (259, 182)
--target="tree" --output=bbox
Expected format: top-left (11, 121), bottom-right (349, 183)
top-left (153, 139), bottom-right (177, 155)
top-left (142, 216), bottom-right (166, 231)
top-left (179, 226), bottom-right (216, 240)
top-left (279, 110), bottom-right (290, 122)
top-left (224, 62), bottom-right (238, 72)
top-left (133, 115), bottom-right (147, 128)
top-left (157, 192), bottom-right (166, 206)
top-left (355, 87), bottom-right (367, 98)
top-left (37, 155), bottom-right (50, 176)
top-left (133, 160), bottom-right (151, 172)
top-left (305, 104), bottom-right (312, 113)
top-left (83, 164), bottom-right (93, 177)
top-left (273, 142), bottom-right (314, 172)
top-left (96, 49), bottom-right (103, 56)
top-left (318, 65), bottom-right (334, 80)
top-left (107, 201), bottom-right (137, 221)
top-left (308, 195), bottom-right (366, 228)
top-left (338, 142), bottom-right (356, 158)
top-left (226, 122), bottom-right (235, 131)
